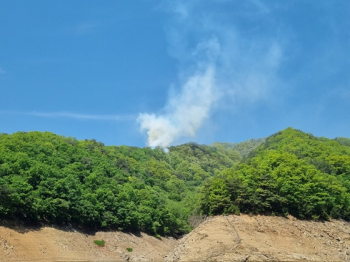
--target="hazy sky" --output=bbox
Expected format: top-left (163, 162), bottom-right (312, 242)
top-left (1, 1), bottom-right (349, 147)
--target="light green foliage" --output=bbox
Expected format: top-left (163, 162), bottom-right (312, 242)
top-left (1, 128), bottom-right (348, 235)
top-left (211, 138), bottom-right (265, 158)
top-left (94, 239), bottom-right (105, 247)
top-left (200, 128), bottom-right (350, 220)
top-left (334, 137), bottom-right (350, 147)
top-left (0, 131), bottom-right (238, 235)
top-left (169, 143), bottom-right (241, 181)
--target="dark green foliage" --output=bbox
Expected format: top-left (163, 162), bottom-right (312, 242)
top-left (2, 128), bottom-right (349, 235)
top-left (126, 247), bottom-right (133, 252)
top-left (94, 239), bottom-right (105, 247)
top-left (200, 128), bottom-right (350, 221)
top-left (0, 131), bottom-right (239, 235)
top-left (168, 143), bottom-right (240, 183)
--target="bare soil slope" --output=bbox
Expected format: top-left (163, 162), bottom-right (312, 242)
top-left (0, 224), bottom-right (176, 262)
top-left (1, 215), bottom-right (350, 262)
top-left (166, 214), bottom-right (350, 262)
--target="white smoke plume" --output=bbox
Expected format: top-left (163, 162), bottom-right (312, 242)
top-left (138, 1), bottom-right (284, 148)
top-left (138, 66), bottom-right (216, 148)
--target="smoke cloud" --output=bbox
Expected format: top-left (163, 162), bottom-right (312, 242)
top-left (138, 66), bottom-right (216, 148)
top-left (138, 1), bottom-right (284, 148)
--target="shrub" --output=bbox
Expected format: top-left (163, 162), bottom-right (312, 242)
top-left (94, 239), bottom-right (105, 247)
top-left (126, 247), bottom-right (133, 252)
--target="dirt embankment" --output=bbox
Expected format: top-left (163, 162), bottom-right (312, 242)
top-left (1, 215), bottom-right (350, 262)
top-left (166, 215), bottom-right (350, 262)
top-left (0, 223), bottom-right (176, 262)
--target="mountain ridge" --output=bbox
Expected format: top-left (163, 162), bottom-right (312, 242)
top-left (1, 128), bottom-right (349, 234)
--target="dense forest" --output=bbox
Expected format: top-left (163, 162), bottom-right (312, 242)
top-left (0, 128), bottom-right (349, 236)
top-left (201, 128), bottom-right (350, 220)
top-left (0, 131), bottom-right (256, 236)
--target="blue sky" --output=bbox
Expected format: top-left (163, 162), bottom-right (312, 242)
top-left (1, 1), bottom-right (349, 147)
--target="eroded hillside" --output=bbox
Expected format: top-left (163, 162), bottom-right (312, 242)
top-left (166, 214), bottom-right (350, 262)
top-left (1, 215), bottom-right (350, 262)
top-left (0, 222), bottom-right (176, 262)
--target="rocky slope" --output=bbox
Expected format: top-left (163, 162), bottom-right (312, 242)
top-left (1, 215), bottom-right (350, 262)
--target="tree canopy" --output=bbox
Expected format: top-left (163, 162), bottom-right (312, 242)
top-left (1, 128), bottom-right (349, 236)
top-left (200, 128), bottom-right (350, 220)
top-left (0, 131), bottom-right (243, 235)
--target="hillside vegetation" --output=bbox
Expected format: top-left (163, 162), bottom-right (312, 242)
top-left (201, 128), bottom-right (350, 220)
top-left (211, 138), bottom-right (265, 157)
top-left (0, 131), bottom-right (246, 236)
top-left (0, 128), bottom-right (349, 237)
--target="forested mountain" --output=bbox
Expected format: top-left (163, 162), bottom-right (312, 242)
top-left (1, 128), bottom-right (349, 237)
top-left (211, 138), bottom-right (265, 157)
top-left (0, 131), bottom-right (246, 236)
top-left (201, 128), bottom-right (350, 220)
top-left (334, 137), bottom-right (350, 147)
